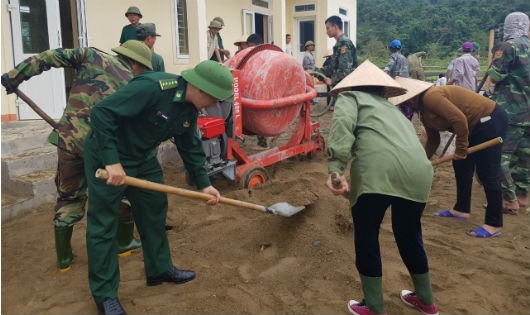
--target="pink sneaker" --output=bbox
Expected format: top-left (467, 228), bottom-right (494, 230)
top-left (400, 290), bottom-right (439, 315)
top-left (347, 299), bottom-right (386, 315)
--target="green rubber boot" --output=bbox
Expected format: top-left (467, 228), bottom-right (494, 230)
top-left (359, 274), bottom-right (385, 314)
top-left (54, 226), bottom-right (74, 272)
top-left (117, 213), bottom-right (142, 257)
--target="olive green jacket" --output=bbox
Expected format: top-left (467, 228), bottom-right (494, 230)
top-left (327, 91), bottom-right (433, 206)
top-left (87, 72), bottom-right (210, 189)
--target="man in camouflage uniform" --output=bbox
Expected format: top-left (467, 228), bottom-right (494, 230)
top-left (320, 15), bottom-right (358, 110)
top-left (1, 40), bottom-right (146, 272)
top-left (488, 12), bottom-right (530, 214)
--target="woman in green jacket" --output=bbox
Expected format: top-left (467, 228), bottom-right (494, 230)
top-left (325, 60), bottom-right (438, 315)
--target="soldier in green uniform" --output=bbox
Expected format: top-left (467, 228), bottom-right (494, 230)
top-left (1, 41), bottom-right (149, 272)
top-left (320, 15), bottom-right (358, 110)
top-left (119, 6), bottom-right (142, 44)
top-left (488, 12), bottom-right (530, 214)
top-left (84, 48), bottom-right (233, 314)
top-left (136, 23), bottom-right (165, 72)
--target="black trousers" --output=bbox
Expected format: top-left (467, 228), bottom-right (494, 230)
top-left (351, 193), bottom-right (429, 277)
top-left (452, 105), bottom-right (508, 227)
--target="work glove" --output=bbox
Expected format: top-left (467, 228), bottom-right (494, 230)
top-left (1, 73), bottom-right (19, 94)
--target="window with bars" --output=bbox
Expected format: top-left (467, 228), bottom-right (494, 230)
top-left (294, 4), bottom-right (315, 12)
top-left (175, 0), bottom-right (189, 58)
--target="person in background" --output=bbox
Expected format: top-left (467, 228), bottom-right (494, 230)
top-left (302, 40), bottom-right (316, 71)
top-left (207, 19), bottom-right (223, 63)
top-left (0, 41), bottom-right (148, 273)
top-left (435, 73), bottom-right (447, 86)
top-left (84, 55), bottom-right (233, 315)
top-left (487, 11), bottom-right (530, 215)
top-left (285, 34), bottom-right (293, 55)
top-left (449, 41), bottom-right (480, 91)
top-left (384, 39), bottom-right (409, 78)
top-left (320, 15), bottom-right (358, 111)
top-left (326, 60), bottom-right (438, 315)
top-left (246, 33), bottom-right (264, 47)
top-left (233, 35), bottom-right (249, 54)
top-left (408, 51), bottom-right (427, 80)
top-left (119, 6), bottom-right (142, 44)
top-left (390, 78), bottom-right (508, 238)
top-left (210, 17), bottom-right (230, 62)
top-left (136, 23), bottom-right (165, 72)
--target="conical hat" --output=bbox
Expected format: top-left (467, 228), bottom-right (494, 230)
top-left (387, 77), bottom-right (434, 105)
top-left (330, 60), bottom-right (406, 98)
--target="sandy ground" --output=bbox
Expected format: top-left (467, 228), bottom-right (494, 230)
top-left (2, 112), bottom-right (530, 315)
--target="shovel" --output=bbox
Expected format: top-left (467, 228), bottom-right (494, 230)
top-left (95, 169), bottom-right (305, 217)
top-left (431, 137), bottom-right (503, 166)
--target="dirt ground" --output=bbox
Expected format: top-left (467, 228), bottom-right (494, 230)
top-left (2, 112), bottom-right (530, 315)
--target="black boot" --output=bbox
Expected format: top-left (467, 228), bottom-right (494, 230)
top-left (54, 226), bottom-right (74, 272)
top-left (97, 298), bottom-right (127, 315)
top-left (146, 266), bottom-right (196, 286)
top-left (116, 213), bottom-right (141, 257)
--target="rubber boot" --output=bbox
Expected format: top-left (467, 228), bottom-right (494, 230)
top-left (55, 226), bottom-right (74, 272)
top-left (411, 272), bottom-right (435, 305)
top-left (117, 213), bottom-right (142, 257)
top-left (359, 274), bottom-right (385, 314)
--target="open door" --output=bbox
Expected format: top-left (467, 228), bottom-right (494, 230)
top-left (8, 0), bottom-right (66, 120)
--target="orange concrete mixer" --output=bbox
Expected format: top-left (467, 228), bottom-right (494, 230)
top-left (226, 44), bottom-right (308, 136)
top-left (197, 44), bottom-right (324, 188)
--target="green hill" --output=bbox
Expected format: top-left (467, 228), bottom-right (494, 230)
top-left (357, 0), bottom-right (530, 61)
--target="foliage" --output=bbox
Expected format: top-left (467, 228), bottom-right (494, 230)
top-left (357, 0), bottom-right (530, 60)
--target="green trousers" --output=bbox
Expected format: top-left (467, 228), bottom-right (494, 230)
top-left (85, 156), bottom-right (173, 304)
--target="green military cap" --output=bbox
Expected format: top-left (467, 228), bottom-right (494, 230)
top-left (304, 40), bottom-right (315, 48)
top-left (181, 61), bottom-right (233, 100)
top-left (208, 20), bottom-right (223, 29)
top-left (112, 40), bottom-right (153, 70)
top-left (137, 23), bottom-right (161, 39)
top-left (213, 17), bottom-right (225, 27)
top-left (125, 6), bottom-right (142, 18)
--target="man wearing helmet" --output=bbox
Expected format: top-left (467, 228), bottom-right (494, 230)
top-left (1, 40), bottom-right (149, 273)
top-left (384, 39), bottom-right (409, 78)
top-left (84, 54), bottom-right (233, 314)
top-left (120, 6), bottom-right (142, 44)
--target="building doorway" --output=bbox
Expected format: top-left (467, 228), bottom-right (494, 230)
top-left (7, 0), bottom-right (83, 120)
top-left (296, 17), bottom-right (315, 62)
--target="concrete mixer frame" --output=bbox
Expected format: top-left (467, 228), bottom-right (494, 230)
top-left (227, 68), bottom-right (324, 187)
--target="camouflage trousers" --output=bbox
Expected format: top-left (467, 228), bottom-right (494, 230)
top-left (54, 148), bottom-right (131, 227)
top-left (500, 124), bottom-right (530, 201)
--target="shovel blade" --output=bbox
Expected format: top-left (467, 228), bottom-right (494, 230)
top-left (266, 202), bottom-right (305, 217)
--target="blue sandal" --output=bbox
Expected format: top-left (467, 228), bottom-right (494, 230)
top-left (466, 226), bottom-right (501, 238)
top-left (434, 209), bottom-right (466, 221)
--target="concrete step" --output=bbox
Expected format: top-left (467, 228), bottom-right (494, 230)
top-left (1, 144), bottom-right (57, 179)
top-left (3, 169), bottom-right (56, 197)
top-left (1, 120), bottom-right (52, 156)
top-left (1, 192), bottom-right (55, 222)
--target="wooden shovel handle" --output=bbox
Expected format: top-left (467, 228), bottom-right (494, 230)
top-left (431, 137), bottom-right (503, 166)
top-left (95, 169), bottom-right (268, 212)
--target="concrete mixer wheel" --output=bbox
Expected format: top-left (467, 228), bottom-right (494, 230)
top-left (242, 167), bottom-right (269, 189)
